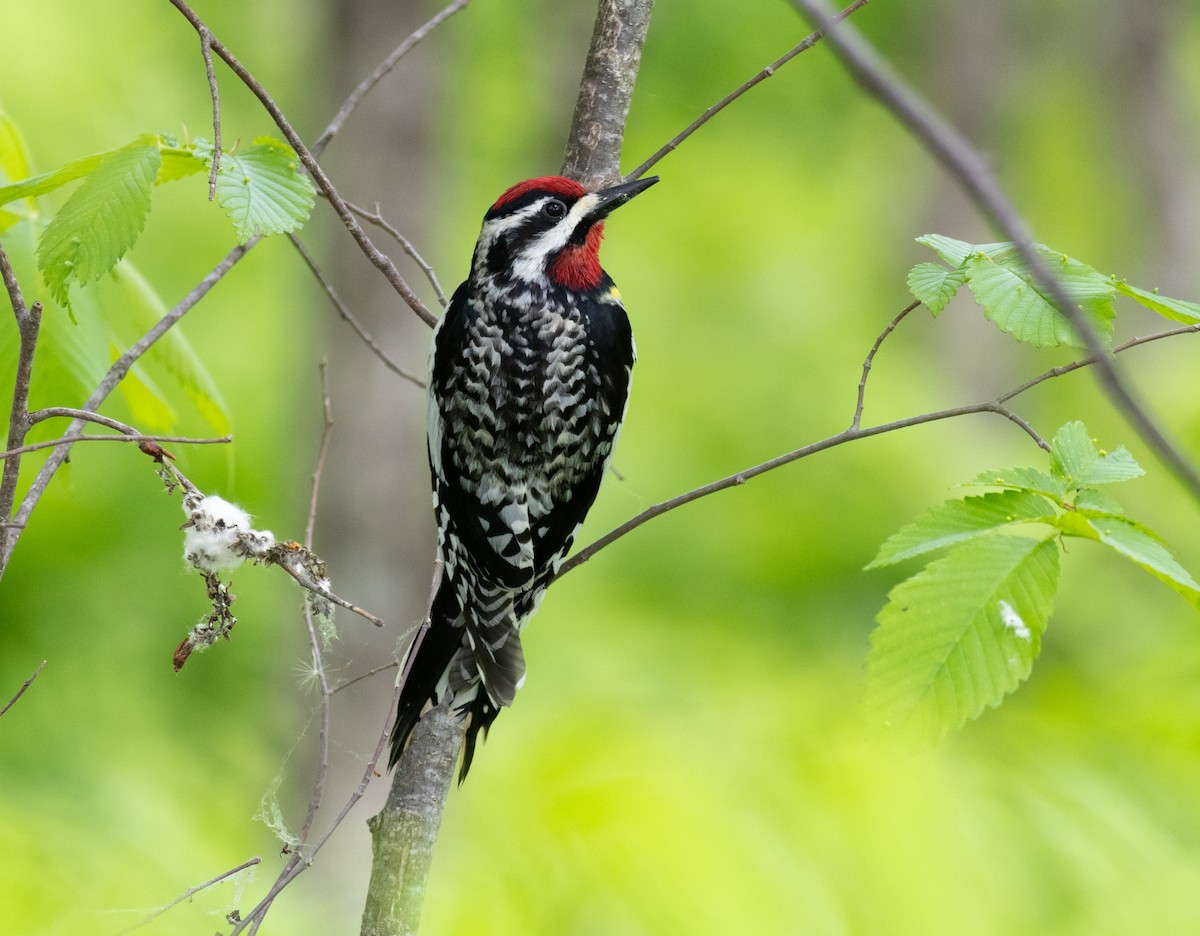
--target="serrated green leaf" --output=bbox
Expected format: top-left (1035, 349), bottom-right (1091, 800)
top-left (1079, 512), bottom-right (1200, 606)
top-left (868, 490), bottom-right (1055, 569)
top-left (907, 262), bottom-right (966, 316)
top-left (1113, 280), bottom-right (1200, 325)
top-left (0, 151), bottom-right (109, 208)
top-left (36, 136), bottom-right (161, 308)
top-left (1049, 421), bottom-right (1143, 486)
top-left (196, 136), bottom-right (314, 241)
top-left (916, 234), bottom-right (1011, 268)
top-left (969, 466), bottom-right (1067, 500)
top-left (867, 535), bottom-right (1059, 738)
top-left (1074, 487), bottom-right (1126, 515)
top-left (964, 247), bottom-right (1116, 349)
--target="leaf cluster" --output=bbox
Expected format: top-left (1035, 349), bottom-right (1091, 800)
top-left (866, 421), bottom-right (1199, 738)
top-left (0, 126), bottom-right (314, 313)
top-left (908, 233), bottom-right (1200, 348)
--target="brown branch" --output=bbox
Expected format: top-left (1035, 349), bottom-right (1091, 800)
top-left (166, 0), bottom-right (439, 328)
top-left (289, 236), bottom-right (425, 387)
top-left (311, 0), bottom-right (472, 159)
top-left (0, 243), bottom-right (42, 558)
top-left (790, 0), bottom-right (1200, 505)
top-left (198, 24), bottom-right (222, 200)
top-left (0, 660), bottom-right (46, 718)
top-left (627, 0), bottom-right (871, 181)
top-left (561, 0), bottom-right (656, 187)
top-left (557, 320), bottom-right (1200, 577)
top-left (1, 432), bottom-right (231, 460)
top-left (347, 201), bottom-right (449, 308)
top-left (852, 299), bottom-right (917, 429)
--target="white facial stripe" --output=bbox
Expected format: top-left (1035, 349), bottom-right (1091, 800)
top-left (506, 193), bottom-right (600, 282)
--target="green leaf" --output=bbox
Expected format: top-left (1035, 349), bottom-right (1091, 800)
top-left (1049, 421), bottom-right (1144, 486)
top-left (0, 109), bottom-right (33, 186)
top-left (0, 151), bottom-right (110, 209)
top-left (907, 262), bottom-right (966, 316)
top-left (964, 247), bottom-right (1116, 349)
top-left (968, 466), bottom-right (1067, 501)
top-left (1079, 512), bottom-right (1200, 607)
top-left (868, 490), bottom-right (1054, 569)
top-left (1074, 487), bottom-right (1126, 515)
top-left (1113, 280), bottom-right (1200, 325)
top-left (916, 234), bottom-right (1011, 268)
top-left (867, 535), bottom-right (1060, 738)
top-left (36, 136), bottom-right (161, 309)
top-left (196, 136), bottom-right (314, 242)
top-left (157, 145), bottom-right (208, 185)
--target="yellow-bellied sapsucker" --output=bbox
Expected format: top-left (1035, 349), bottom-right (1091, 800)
top-left (389, 174), bottom-right (658, 780)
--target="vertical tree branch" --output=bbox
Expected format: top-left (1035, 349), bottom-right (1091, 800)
top-left (0, 243), bottom-right (43, 563)
top-left (561, 0), bottom-right (655, 187)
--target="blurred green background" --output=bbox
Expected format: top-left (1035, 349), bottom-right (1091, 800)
top-left (3, 1), bottom-right (1200, 933)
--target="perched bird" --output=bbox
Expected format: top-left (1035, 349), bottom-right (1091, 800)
top-left (389, 174), bottom-right (658, 780)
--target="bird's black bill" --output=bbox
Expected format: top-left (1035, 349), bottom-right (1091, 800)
top-left (588, 175), bottom-right (659, 220)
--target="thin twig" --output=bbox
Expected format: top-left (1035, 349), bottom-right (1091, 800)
top-left (274, 562), bottom-right (385, 628)
top-left (627, 0), bottom-right (871, 181)
top-left (0, 660), bottom-right (46, 718)
top-left (198, 25), bottom-right (222, 200)
top-left (232, 677), bottom-right (407, 935)
top-left (557, 321), bottom-right (1200, 577)
top-left (295, 363), bottom-right (334, 850)
top-left (790, 0), bottom-right (1200, 505)
top-left (166, 0), bottom-right (438, 328)
top-left (289, 236), bottom-right (425, 387)
top-left (113, 856), bottom-right (260, 935)
top-left (331, 661), bottom-right (398, 696)
top-left (348, 200), bottom-right (448, 308)
top-left (1, 433), bottom-right (232, 459)
top-left (852, 299), bottom-right (918, 429)
top-left (311, 0), bottom-right (472, 159)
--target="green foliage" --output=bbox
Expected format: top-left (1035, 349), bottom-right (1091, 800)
top-left (910, 233), bottom-right (1200, 347)
top-left (867, 421), bottom-right (1199, 737)
top-left (192, 136), bottom-right (316, 243)
top-left (0, 120), bottom-right (236, 439)
top-left (0, 131), bottom-right (314, 312)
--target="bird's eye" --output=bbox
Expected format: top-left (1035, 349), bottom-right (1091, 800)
top-left (542, 200), bottom-right (567, 219)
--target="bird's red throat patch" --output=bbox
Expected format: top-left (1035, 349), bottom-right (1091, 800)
top-left (549, 223), bottom-right (605, 290)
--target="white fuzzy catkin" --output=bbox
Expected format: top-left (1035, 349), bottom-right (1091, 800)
top-left (182, 493), bottom-right (275, 574)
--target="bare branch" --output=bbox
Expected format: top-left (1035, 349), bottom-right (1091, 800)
top-left (852, 299), bottom-right (917, 429)
top-left (0, 243), bottom-right (42, 556)
top-left (166, 0), bottom-right (438, 328)
top-left (348, 201), bottom-right (448, 308)
top-left (113, 856), bottom-right (260, 935)
top-left (557, 321), bottom-right (1200, 577)
top-left (627, 0), bottom-right (871, 181)
top-left (790, 0), bottom-right (1200, 504)
top-left (312, 0), bottom-right (472, 159)
top-left (289, 236), bottom-right (425, 387)
top-left (562, 0), bottom-right (656, 187)
top-left (1, 432), bottom-right (231, 460)
top-left (0, 660), bottom-right (46, 718)
top-left (198, 24), bottom-right (222, 200)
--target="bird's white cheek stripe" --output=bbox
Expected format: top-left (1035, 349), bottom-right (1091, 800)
top-left (510, 194), bottom-right (601, 283)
